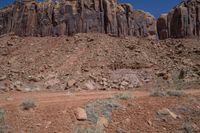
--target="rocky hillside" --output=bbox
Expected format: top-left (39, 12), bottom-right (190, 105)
top-left (0, 33), bottom-right (200, 92)
top-left (0, 0), bottom-right (156, 38)
top-left (157, 0), bottom-right (200, 39)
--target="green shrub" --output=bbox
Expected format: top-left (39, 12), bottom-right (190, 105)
top-left (183, 123), bottom-right (193, 133)
top-left (0, 109), bottom-right (5, 123)
top-left (0, 109), bottom-right (5, 133)
top-left (85, 99), bottom-right (120, 123)
top-left (150, 90), bottom-right (167, 97)
top-left (167, 90), bottom-right (185, 97)
top-left (150, 90), bottom-right (185, 97)
top-left (178, 69), bottom-right (185, 79)
top-left (116, 128), bottom-right (130, 133)
top-left (114, 93), bottom-right (133, 100)
top-left (85, 105), bottom-right (99, 123)
top-left (0, 128), bottom-right (4, 133)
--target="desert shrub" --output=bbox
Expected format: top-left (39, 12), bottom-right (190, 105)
top-left (116, 128), bottom-right (130, 133)
top-left (178, 69), bottom-right (185, 79)
top-left (0, 109), bottom-right (5, 123)
top-left (114, 93), bottom-right (133, 100)
top-left (167, 90), bottom-right (185, 97)
top-left (85, 105), bottom-right (99, 123)
top-left (21, 99), bottom-right (36, 110)
top-left (150, 90), bottom-right (167, 97)
top-left (85, 98), bottom-right (120, 124)
top-left (183, 123), bottom-right (193, 133)
top-left (75, 127), bottom-right (105, 133)
top-left (0, 109), bottom-right (5, 133)
top-left (150, 90), bottom-right (186, 97)
top-left (0, 128), bottom-right (4, 133)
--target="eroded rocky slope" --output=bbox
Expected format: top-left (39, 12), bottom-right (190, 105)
top-left (0, 33), bottom-right (200, 92)
top-left (0, 0), bottom-right (156, 38)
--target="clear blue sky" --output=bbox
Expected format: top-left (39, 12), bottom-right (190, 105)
top-left (120, 0), bottom-right (182, 17)
top-left (0, 0), bottom-right (182, 17)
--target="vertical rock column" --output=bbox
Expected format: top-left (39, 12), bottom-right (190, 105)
top-left (196, 5), bottom-right (200, 36)
top-left (157, 14), bottom-right (168, 40)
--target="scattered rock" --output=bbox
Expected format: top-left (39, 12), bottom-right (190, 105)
top-left (156, 71), bottom-right (170, 80)
top-left (87, 38), bottom-right (94, 42)
top-left (147, 120), bottom-right (153, 126)
top-left (0, 82), bottom-right (8, 92)
top-left (7, 41), bottom-right (14, 46)
top-left (20, 84), bottom-right (41, 92)
top-left (45, 78), bottom-right (60, 89)
top-left (11, 35), bottom-right (19, 40)
top-left (6, 97), bottom-right (14, 101)
top-left (28, 76), bottom-right (40, 82)
top-left (75, 107), bottom-right (87, 121)
top-left (84, 80), bottom-right (96, 90)
top-left (157, 108), bottom-right (178, 119)
top-left (157, 108), bottom-right (170, 115)
top-left (126, 45), bottom-right (136, 50)
top-left (45, 121), bottom-right (52, 129)
top-left (125, 118), bottom-right (131, 123)
top-left (120, 81), bottom-right (129, 87)
top-left (156, 71), bottom-right (166, 77)
top-left (0, 75), bottom-right (6, 81)
top-left (67, 79), bottom-right (76, 88)
top-left (14, 82), bottom-right (41, 92)
top-left (167, 109), bottom-right (178, 119)
top-left (13, 81), bottom-right (23, 91)
top-left (192, 123), bottom-right (200, 132)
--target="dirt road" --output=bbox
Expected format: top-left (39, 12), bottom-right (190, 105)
top-left (0, 90), bottom-right (148, 107)
top-left (1, 89), bottom-right (200, 107)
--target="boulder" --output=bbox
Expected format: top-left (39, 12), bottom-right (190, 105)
top-left (75, 107), bottom-right (87, 121)
top-left (67, 79), bottom-right (76, 88)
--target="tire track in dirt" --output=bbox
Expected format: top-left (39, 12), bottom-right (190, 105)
top-left (0, 89), bottom-right (199, 107)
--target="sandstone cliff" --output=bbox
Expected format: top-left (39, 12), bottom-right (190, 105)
top-left (0, 0), bottom-right (156, 38)
top-left (157, 0), bottom-right (200, 39)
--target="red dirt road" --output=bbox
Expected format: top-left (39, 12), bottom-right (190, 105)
top-left (1, 89), bottom-right (199, 107)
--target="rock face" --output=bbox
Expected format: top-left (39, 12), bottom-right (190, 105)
top-left (157, 0), bottom-right (200, 39)
top-left (0, 0), bottom-right (156, 38)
